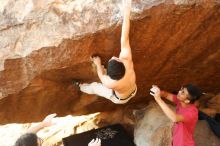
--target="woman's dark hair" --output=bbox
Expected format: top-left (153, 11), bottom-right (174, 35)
top-left (15, 133), bottom-right (38, 146)
top-left (184, 84), bottom-right (202, 103)
top-left (107, 59), bottom-right (125, 80)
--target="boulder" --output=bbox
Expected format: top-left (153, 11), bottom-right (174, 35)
top-left (0, 0), bottom-right (220, 123)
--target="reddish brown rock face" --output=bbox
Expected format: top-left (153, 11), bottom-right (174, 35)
top-left (0, 1), bottom-right (220, 123)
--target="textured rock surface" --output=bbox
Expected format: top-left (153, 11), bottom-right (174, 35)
top-left (134, 102), bottom-right (220, 146)
top-left (134, 102), bottom-right (173, 146)
top-left (197, 93), bottom-right (220, 117)
top-left (0, 0), bottom-right (220, 123)
top-left (195, 120), bottom-right (220, 146)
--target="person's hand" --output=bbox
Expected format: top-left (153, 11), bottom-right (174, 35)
top-left (41, 113), bottom-right (57, 127)
top-left (91, 56), bottom-right (101, 66)
top-left (150, 85), bottom-right (161, 101)
top-left (88, 138), bottom-right (101, 146)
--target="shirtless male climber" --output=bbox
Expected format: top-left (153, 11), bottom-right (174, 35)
top-left (73, 0), bottom-right (136, 104)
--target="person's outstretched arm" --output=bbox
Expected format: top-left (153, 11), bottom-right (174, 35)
top-left (119, 0), bottom-right (132, 60)
top-left (150, 86), bottom-right (184, 122)
top-left (152, 85), bottom-right (175, 102)
top-left (160, 90), bottom-right (175, 102)
top-left (27, 113), bottom-right (57, 133)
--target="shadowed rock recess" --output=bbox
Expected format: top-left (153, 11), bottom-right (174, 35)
top-left (0, 0), bottom-right (220, 138)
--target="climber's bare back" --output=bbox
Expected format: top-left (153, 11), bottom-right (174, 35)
top-left (103, 56), bottom-right (136, 99)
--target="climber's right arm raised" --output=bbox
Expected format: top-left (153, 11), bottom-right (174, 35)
top-left (119, 0), bottom-right (132, 61)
